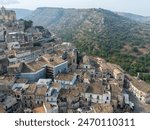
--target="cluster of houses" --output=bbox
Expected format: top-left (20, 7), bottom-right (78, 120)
top-left (0, 7), bottom-right (150, 113)
top-left (1, 44), bottom-right (150, 113)
top-left (0, 42), bottom-right (78, 113)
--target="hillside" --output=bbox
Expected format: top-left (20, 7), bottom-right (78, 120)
top-left (11, 8), bottom-right (32, 19)
top-left (116, 12), bottom-right (150, 23)
top-left (26, 7), bottom-right (150, 81)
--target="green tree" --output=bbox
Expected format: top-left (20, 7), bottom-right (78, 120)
top-left (132, 47), bottom-right (139, 52)
top-left (24, 20), bottom-right (33, 31)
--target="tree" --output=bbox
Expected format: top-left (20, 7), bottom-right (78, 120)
top-left (24, 20), bottom-right (33, 31)
top-left (132, 47), bottom-right (139, 53)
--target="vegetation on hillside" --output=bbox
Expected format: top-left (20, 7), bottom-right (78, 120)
top-left (26, 8), bottom-right (150, 83)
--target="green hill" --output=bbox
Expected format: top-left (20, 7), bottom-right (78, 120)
top-left (26, 7), bottom-right (150, 82)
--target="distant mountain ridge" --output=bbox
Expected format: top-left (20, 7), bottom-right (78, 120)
top-left (116, 12), bottom-right (150, 23)
top-left (25, 7), bottom-right (150, 48)
top-left (24, 7), bottom-right (150, 55)
top-left (10, 8), bottom-right (32, 19)
top-left (12, 7), bottom-right (150, 23)
top-left (24, 7), bottom-right (150, 78)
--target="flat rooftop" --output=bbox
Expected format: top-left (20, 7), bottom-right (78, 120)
top-left (59, 83), bottom-right (87, 99)
top-left (12, 83), bottom-right (26, 91)
top-left (12, 54), bottom-right (67, 73)
top-left (25, 60), bottom-right (46, 72)
top-left (37, 79), bottom-right (52, 86)
top-left (87, 82), bottom-right (105, 95)
top-left (8, 32), bottom-right (21, 35)
top-left (0, 76), bottom-right (16, 84)
top-left (55, 72), bottom-right (75, 81)
top-left (42, 54), bottom-right (66, 67)
top-left (16, 50), bottom-right (31, 55)
top-left (52, 83), bottom-right (60, 89)
top-left (24, 84), bottom-right (37, 95)
top-left (35, 87), bottom-right (47, 96)
top-left (15, 78), bottom-right (28, 84)
top-left (8, 63), bottom-right (22, 68)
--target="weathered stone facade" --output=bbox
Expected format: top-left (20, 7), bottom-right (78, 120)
top-left (0, 6), bottom-right (16, 22)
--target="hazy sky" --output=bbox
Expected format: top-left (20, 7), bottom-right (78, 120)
top-left (0, 0), bottom-right (150, 16)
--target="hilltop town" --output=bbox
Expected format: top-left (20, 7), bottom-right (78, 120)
top-left (0, 7), bottom-right (150, 113)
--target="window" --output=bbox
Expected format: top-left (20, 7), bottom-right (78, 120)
top-left (37, 101), bottom-right (39, 104)
top-left (90, 95), bottom-right (92, 98)
top-left (106, 97), bottom-right (109, 100)
top-left (97, 96), bottom-right (99, 100)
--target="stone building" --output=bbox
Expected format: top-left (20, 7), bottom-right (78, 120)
top-left (0, 6), bottom-right (16, 22)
